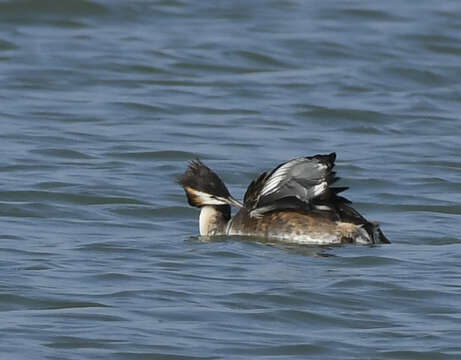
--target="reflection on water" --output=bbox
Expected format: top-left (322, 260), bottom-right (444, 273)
top-left (191, 235), bottom-right (392, 258)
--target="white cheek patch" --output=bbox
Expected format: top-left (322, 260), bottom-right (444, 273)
top-left (185, 187), bottom-right (227, 206)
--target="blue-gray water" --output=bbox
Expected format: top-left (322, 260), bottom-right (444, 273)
top-left (1, 1), bottom-right (461, 359)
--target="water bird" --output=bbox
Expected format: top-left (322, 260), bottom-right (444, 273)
top-left (178, 153), bottom-right (389, 245)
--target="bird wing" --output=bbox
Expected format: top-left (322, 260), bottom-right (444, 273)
top-left (243, 153), bottom-right (346, 217)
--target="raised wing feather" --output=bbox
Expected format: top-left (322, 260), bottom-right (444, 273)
top-left (244, 153), bottom-right (345, 217)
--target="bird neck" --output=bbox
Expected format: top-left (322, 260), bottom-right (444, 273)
top-left (199, 205), bottom-right (231, 236)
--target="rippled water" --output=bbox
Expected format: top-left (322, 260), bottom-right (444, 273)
top-left (1, 1), bottom-right (461, 359)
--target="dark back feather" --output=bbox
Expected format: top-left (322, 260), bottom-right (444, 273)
top-left (243, 171), bottom-right (269, 210)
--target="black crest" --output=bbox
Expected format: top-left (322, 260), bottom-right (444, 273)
top-left (178, 159), bottom-right (231, 198)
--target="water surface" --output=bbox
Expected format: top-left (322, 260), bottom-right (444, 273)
top-left (1, 1), bottom-right (461, 359)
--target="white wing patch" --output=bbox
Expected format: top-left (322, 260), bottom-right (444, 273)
top-left (260, 158), bottom-right (328, 200)
top-left (308, 181), bottom-right (328, 198)
top-left (246, 156), bottom-right (335, 217)
top-left (260, 158), bottom-right (326, 198)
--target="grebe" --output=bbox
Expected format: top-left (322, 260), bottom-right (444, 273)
top-left (178, 153), bottom-right (390, 245)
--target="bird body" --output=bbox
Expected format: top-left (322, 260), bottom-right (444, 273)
top-left (178, 153), bottom-right (389, 245)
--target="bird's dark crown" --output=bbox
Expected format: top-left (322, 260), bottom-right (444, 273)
top-left (178, 159), bottom-right (231, 198)
top-left (178, 159), bottom-right (235, 208)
